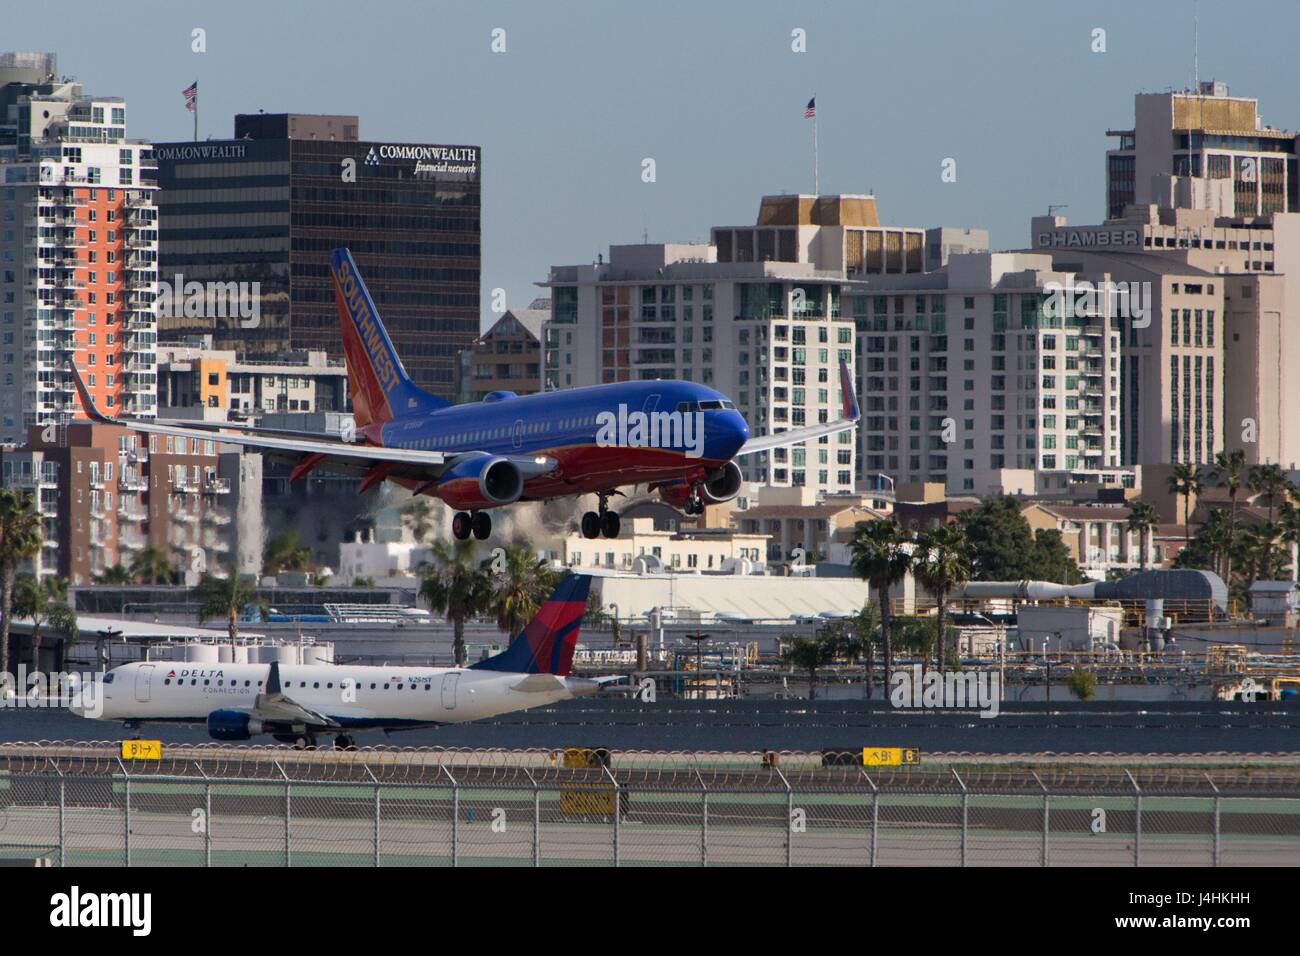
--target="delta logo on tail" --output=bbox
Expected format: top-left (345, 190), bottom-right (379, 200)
top-left (470, 574), bottom-right (592, 676)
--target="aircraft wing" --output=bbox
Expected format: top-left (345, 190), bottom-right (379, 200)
top-left (734, 358), bottom-right (860, 457)
top-left (252, 661), bottom-right (340, 728)
top-left (68, 362), bottom-right (556, 483)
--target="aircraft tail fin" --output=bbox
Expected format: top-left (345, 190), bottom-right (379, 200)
top-left (469, 574), bottom-right (592, 677)
top-left (329, 248), bottom-right (449, 428)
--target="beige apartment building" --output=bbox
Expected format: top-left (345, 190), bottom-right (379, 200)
top-left (541, 195), bottom-right (985, 496)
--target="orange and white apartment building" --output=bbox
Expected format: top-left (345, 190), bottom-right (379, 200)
top-left (0, 52), bottom-right (157, 444)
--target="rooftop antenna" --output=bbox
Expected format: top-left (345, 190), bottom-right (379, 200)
top-left (1193, 0), bottom-right (1200, 90)
top-left (1048, 204), bottom-right (1069, 218)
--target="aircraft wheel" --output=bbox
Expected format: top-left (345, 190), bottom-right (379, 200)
top-left (334, 734), bottom-right (357, 751)
top-left (581, 511), bottom-right (601, 539)
top-left (600, 511), bottom-right (621, 538)
top-left (452, 512), bottom-right (471, 540)
top-left (295, 734), bottom-right (316, 750)
top-left (472, 511), bottom-right (492, 540)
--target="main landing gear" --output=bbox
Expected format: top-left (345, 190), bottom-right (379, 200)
top-left (581, 492), bottom-right (621, 539)
top-left (682, 487), bottom-right (706, 516)
top-left (333, 733), bottom-right (358, 751)
top-left (451, 510), bottom-right (492, 541)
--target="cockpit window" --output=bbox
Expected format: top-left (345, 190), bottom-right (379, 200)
top-left (699, 400), bottom-right (724, 410)
top-left (103, 673), bottom-right (115, 684)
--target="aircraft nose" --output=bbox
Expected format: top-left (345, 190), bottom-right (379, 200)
top-left (706, 411), bottom-right (748, 459)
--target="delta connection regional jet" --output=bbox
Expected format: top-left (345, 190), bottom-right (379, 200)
top-left (79, 574), bottom-right (609, 747)
top-left (70, 248), bottom-right (860, 540)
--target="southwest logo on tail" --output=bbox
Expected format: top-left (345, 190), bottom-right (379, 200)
top-left (330, 248), bottom-right (447, 428)
top-left (470, 574), bottom-right (592, 676)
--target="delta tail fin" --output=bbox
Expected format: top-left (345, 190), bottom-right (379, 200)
top-left (470, 574), bottom-right (593, 677)
top-left (329, 248), bottom-right (448, 428)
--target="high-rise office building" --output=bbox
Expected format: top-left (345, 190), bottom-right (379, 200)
top-left (154, 113), bottom-right (480, 399)
top-left (0, 52), bottom-right (159, 444)
top-left (1106, 81), bottom-right (1299, 219)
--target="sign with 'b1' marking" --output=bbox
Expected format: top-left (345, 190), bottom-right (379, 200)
top-left (863, 747), bottom-right (920, 767)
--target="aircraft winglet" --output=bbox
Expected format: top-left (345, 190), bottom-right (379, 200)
top-left (838, 358), bottom-right (860, 422)
top-left (66, 361), bottom-right (116, 425)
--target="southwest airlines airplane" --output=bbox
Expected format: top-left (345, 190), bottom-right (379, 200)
top-left (79, 574), bottom-right (606, 747)
top-left (71, 248), bottom-right (859, 540)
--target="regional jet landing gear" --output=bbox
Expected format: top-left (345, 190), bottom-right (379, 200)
top-left (581, 491), bottom-right (621, 539)
top-left (333, 733), bottom-right (358, 751)
top-left (451, 510), bottom-right (492, 541)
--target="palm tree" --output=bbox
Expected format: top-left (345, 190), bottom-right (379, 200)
top-left (1167, 463), bottom-right (1204, 550)
top-left (401, 500), bottom-right (435, 543)
top-left (1198, 509), bottom-right (1234, 582)
top-left (1212, 449), bottom-right (1247, 581)
top-left (1280, 501), bottom-right (1300, 583)
top-left (484, 541), bottom-right (558, 638)
top-left (419, 539), bottom-right (492, 666)
top-left (1247, 463), bottom-right (1293, 523)
top-left (195, 566), bottom-right (263, 647)
top-left (1241, 521), bottom-right (1284, 587)
top-left (780, 632), bottom-right (842, 702)
top-left (852, 600), bottom-right (881, 698)
top-left (94, 563), bottom-right (135, 585)
top-left (849, 519), bottom-right (913, 682)
top-left (129, 546), bottom-right (174, 585)
top-left (13, 574), bottom-right (77, 669)
top-left (0, 488), bottom-right (43, 678)
top-left (912, 523), bottom-right (972, 670)
top-left (1126, 501), bottom-right (1158, 571)
top-left (263, 529), bottom-right (313, 575)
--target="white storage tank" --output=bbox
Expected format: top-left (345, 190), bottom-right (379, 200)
top-left (301, 644), bottom-right (334, 665)
top-left (182, 644), bottom-right (220, 663)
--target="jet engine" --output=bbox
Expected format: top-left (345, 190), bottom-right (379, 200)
top-left (207, 709), bottom-right (265, 742)
top-left (434, 453), bottom-right (525, 511)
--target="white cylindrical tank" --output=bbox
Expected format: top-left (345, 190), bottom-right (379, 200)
top-left (276, 645), bottom-right (301, 666)
top-left (301, 644), bottom-right (334, 665)
top-left (182, 644), bottom-right (220, 663)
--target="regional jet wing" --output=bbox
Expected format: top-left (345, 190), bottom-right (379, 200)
top-left (252, 661), bottom-right (339, 728)
top-left (734, 358), bottom-right (860, 457)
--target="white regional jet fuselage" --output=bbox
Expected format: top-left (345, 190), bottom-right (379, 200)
top-left (92, 662), bottom-right (599, 732)
top-left (79, 573), bottom-right (609, 744)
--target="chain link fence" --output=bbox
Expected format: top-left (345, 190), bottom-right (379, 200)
top-left (2, 743), bottom-right (1300, 866)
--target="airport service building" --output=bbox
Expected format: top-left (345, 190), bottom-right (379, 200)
top-left (154, 113), bottom-right (481, 400)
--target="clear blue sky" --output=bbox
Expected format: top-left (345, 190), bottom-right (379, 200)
top-left (10, 0), bottom-right (1299, 329)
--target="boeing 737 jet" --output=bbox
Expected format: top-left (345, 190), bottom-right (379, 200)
top-left (70, 248), bottom-right (859, 540)
top-left (78, 574), bottom-right (607, 747)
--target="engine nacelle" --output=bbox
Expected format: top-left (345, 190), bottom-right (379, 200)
top-left (207, 709), bottom-right (264, 742)
top-left (701, 461), bottom-right (743, 504)
top-left (657, 461), bottom-right (744, 510)
top-left (435, 453), bottom-right (524, 511)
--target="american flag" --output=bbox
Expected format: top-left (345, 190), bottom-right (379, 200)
top-left (182, 81), bottom-right (198, 113)
top-left (804, 96), bottom-right (816, 119)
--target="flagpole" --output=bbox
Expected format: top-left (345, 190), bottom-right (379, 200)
top-left (813, 110), bottom-right (819, 196)
top-left (193, 79), bottom-right (198, 142)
